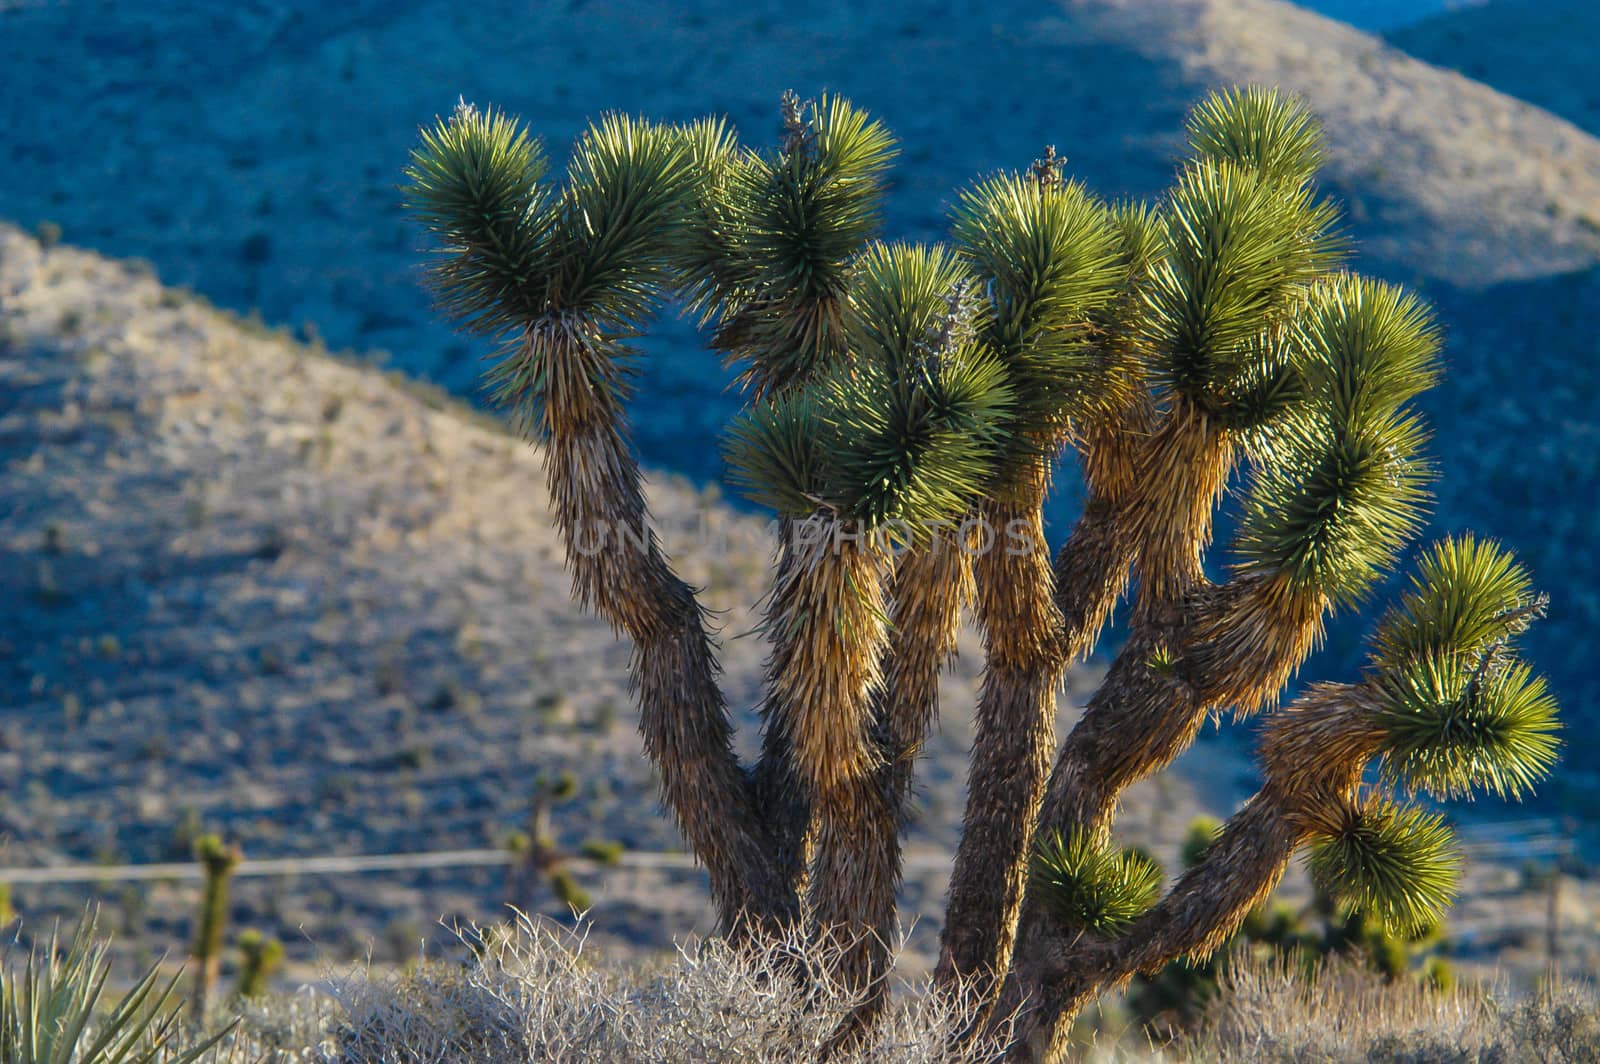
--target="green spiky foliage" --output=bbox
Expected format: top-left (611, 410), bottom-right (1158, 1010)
top-left (1307, 800), bottom-right (1462, 935)
top-left (1129, 816), bottom-right (1457, 1036)
top-left (406, 100), bottom-right (694, 438)
top-left (404, 85), bottom-right (1564, 1062)
top-left (677, 92), bottom-right (897, 396)
top-left (724, 242), bottom-right (1014, 534)
top-left (189, 836), bottom-right (240, 1024)
top-left (232, 930), bottom-right (284, 1001)
top-left (2, 911), bottom-right (229, 1064)
top-left (949, 169), bottom-right (1123, 468)
top-left (1185, 85), bottom-right (1326, 186)
top-left (1370, 536), bottom-right (1560, 799)
top-left (1231, 274), bottom-right (1437, 611)
top-left (1031, 831), bottom-right (1162, 935)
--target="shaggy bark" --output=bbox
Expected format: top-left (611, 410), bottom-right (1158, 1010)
top-left (537, 325), bottom-right (791, 935)
top-left (817, 539), bottom-right (976, 1034)
top-left (937, 476), bottom-right (1064, 1007)
top-left (758, 524), bottom-right (898, 1025)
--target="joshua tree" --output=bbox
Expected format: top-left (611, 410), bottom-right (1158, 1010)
top-left (189, 835), bottom-right (241, 1024)
top-left (504, 770), bottom-right (626, 916)
top-left (405, 86), bottom-right (1561, 1060)
top-left (232, 929), bottom-right (285, 1001)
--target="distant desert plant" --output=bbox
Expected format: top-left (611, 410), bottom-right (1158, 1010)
top-left (405, 85), bottom-right (1562, 1060)
top-left (190, 835), bottom-right (242, 1023)
top-left (232, 930), bottom-right (285, 1002)
top-left (503, 770), bottom-right (625, 917)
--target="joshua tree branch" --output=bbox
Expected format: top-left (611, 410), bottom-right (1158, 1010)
top-left (997, 684), bottom-right (1384, 1062)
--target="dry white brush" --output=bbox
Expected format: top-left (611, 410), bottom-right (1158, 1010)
top-left (11, 913), bottom-right (1600, 1063)
top-left (324, 914), bottom-right (1007, 1064)
top-left (1188, 954), bottom-right (1600, 1063)
top-left (400, 83), bottom-right (1564, 1062)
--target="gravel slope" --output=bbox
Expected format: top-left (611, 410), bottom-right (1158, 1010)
top-left (1390, 0), bottom-right (1600, 137)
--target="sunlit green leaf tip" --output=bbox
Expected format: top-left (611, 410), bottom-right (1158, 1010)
top-left (723, 389), bottom-right (831, 517)
top-left (711, 92), bottom-right (897, 394)
top-left (1231, 270), bottom-right (1445, 608)
top-left (1297, 273), bottom-right (1442, 430)
top-left (1032, 829), bottom-right (1163, 935)
top-left (952, 169), bottom-right (1124, 443)
top-left (1373, 535), bottom-right (1543, 666)
top-left (548, 112), bottom-right (695, 325)
top-left (1186, 85), bottom-right (1325, 186)
top-left (1233, 409), bottom-right (1431, 609)
top-left (1143, 158), bottom-right (1341, 412)
top-left (1375, 653), bottom-right (1561, 801)
top-left (404, 100), bottom-right (552, 335)
top-left (847, 241), bottom-right (979, 367)
top-left (1308, 800), bottom-right (1460, 935)
top-left (724, 317), bottom-right (1013, 535)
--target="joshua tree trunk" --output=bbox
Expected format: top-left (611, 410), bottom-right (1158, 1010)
top-left (833, 533), bottom-right (975, 1028)
top-left (537, 324), bottom-right (796, 933)
top-left (762, 520), bottom-right (896, 1025)
top-left (937, 473), bottom-right (1063, 1004)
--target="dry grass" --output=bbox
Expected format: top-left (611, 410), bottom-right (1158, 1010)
top-left (18, 917), bottom-right (1597, 1063)
top-left (1184, 954), bottom-right (1600, 1063)
top-left (319, 914), bottom-right (1008, 1064)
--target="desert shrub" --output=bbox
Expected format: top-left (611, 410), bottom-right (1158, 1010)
top-left (1185, 954), bottom-right (1600, 1063)
top-left (325, 914), bottom-right (1006, 1064)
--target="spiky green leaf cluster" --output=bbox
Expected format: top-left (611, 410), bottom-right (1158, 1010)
top-left (1364, 537), bottom-right (1560, 800)
top-left (1140, 157), bottom-right (1340, 419)
top-left (406, 105), bottom-right (697, 429)
top-left (1186, 85), bottom-right (1324, 186)
top-left (404, 101), bottom-right (553, 336)
top-left (951, 171), bottom-right (1124, 457)
top-left (1232, 275), bottom-right (1438, 608)
top-left (686, 93), bottom-right (897, 394)
top-left (545, 113), bottom-right (695, 328)
top-left (1031, 830), bottom-right (1163, 935)
top-left (1308, 800), bottom-right (1460, 935)
top-left (1375, 654), bottom-right (1561, 800)
top-left (725, 245), bottom-right (1013, 532)
top-left (1372, 536), bottom-right (1543, 666)
top-left (1, 911), bottom-right (228, 1064)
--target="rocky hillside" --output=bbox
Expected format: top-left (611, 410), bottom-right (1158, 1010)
top-left (1390, 0), bottom-right (1600, 137)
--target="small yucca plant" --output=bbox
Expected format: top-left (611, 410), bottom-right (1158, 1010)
top-left (1, 912), bottom-right (227, 1064)
top-left (405, 85), bottom-right (1562, 1061)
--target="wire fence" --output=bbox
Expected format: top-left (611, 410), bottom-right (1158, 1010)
top-left (0, 848), bottom-right (956, 886)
